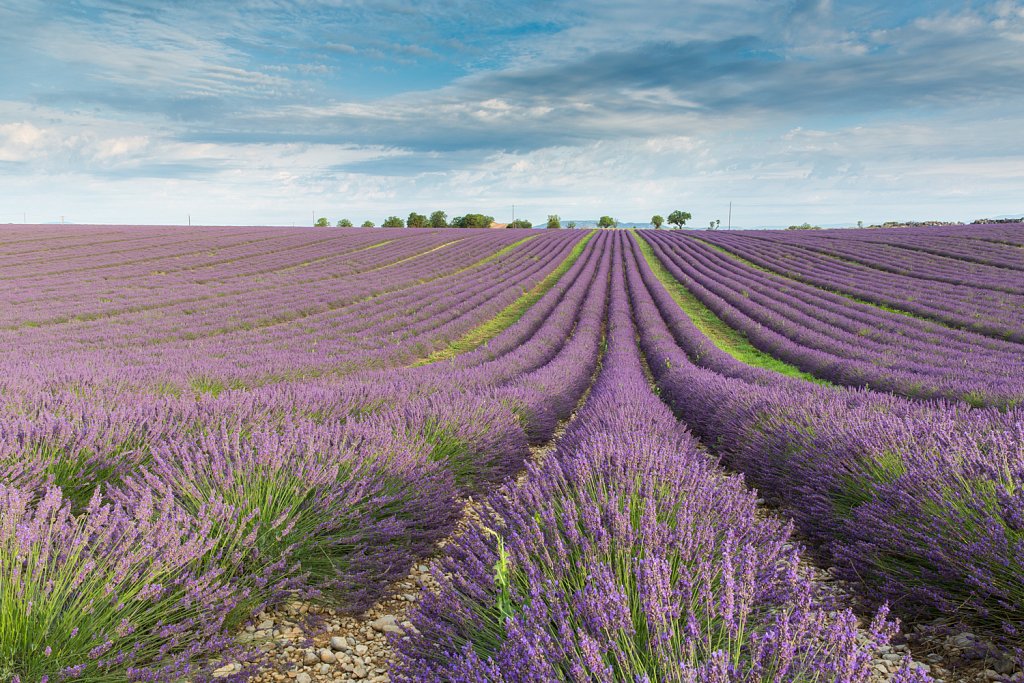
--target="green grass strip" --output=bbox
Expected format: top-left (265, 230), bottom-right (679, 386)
top-left (470, 233), bottom-right (541, 267)
top-left (635, 232), bottom-right (824, 382)
top-left (415, 231), bottom-right (596, 365)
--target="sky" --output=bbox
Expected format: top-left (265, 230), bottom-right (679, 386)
top-left (1, 0), bottom-right (1023, 228)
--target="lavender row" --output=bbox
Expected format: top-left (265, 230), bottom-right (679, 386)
top-left (0, 234), bottom-right (600, 508)
top-left (642, 231), bottom-right (1024, 406)
top-left (752, 228), bottom-right (1024, 291)
top-left (0, 413), bottom-right (468, 681)
top-left (393, 232), bottom-right (925, 682)
top-left (0, 229), bottom-right (498, 330)
top-left (801, 224), bottom-right (1024, 271)
top-left (0, 232), bottom-right (610, 680)
top-left (697, 229), bottom-right (1024, 342)
top-left (0, 229), bottom-right (389, 323)
top-left (0, 230), bottom-right (584, 394)
top-left (0, 231), bottom-right (607, 507)
top-left (626, 232), bottom-right (1024, 665)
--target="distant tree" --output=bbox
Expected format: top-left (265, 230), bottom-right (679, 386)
top-left (667, 210), bottom-right (692, 229)
top-left (597, 215), bottom-right (616, 229)
top-left (469, 214), bottom-right (495, 229)
top-left (546, 214), bottom-right (561, 229)
top-left (451, 213), bottom-right (495, 229)
top-left (336, 218), bottom-right (353, 227)
top-left (429, 210), bottom-right (448, 228)
top-left (566, 221), bottom-right (577, 230)
top-left (407, 212), bottom-right (428, 228)
top-left (508, 219), bottom-right (533, 229)
top-left (651, 214), bottom-right (664, 230)
top-left (361, 220), bottom-right (375, 228)
top-left (382, 216), bottom-right (405, 228)
top-left (707, 219), bottom-right (720, 231)
top-left (857, 220), bottom-right (864, 229)
top-left (314, 217), bottom-right (330, 227)
top-left (786, 222), bottom-right (822, 230)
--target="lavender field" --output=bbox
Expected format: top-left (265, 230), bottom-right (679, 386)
top-left (2, 224), bottom-right (1022, 683)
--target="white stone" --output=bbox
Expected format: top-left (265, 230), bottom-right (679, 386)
top-left (369, 615), bottom-right (402, 635)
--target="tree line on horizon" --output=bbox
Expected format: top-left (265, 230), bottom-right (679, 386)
top-left (313, 209), bottom-right (701, 229)
top-left (314, 211), bottom-right (498, 229)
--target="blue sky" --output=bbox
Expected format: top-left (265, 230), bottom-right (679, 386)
top-left (1, 0), bottom-right (1023, 227)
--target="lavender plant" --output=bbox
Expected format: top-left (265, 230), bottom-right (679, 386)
top-left (124, 418), bottom-right (459, 616)
top-left (0, 483), bottom-right (245, 682)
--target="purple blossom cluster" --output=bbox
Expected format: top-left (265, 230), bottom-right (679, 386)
top-left (393, 233), bottom-right (929, 682)
top-left (628, 231), bottom-right (1024, 665)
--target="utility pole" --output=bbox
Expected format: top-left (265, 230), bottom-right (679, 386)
top-left (728, 202), bottom-right (732, 230)
top-left (512, 204), bottom-right (515, 224)
top-left (188, 214), bottom-right (191, 226)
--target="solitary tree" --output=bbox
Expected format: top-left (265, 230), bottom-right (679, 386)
top-left (429, 210), bottom-right (448, 228)
top-left (382, 216), bottom-right (405, 228)
top-left (566, 221), bottom-right (577, 230)
top-left (509, 219), bottom-right (533, 229)
top-left (336, 218), bottom-right (353, 227)
top-left (407, 212), bottom-right (428, 228)
top-left (361, 220), bottom-right (375, 228)
top-left (651, 214), bottom-right (664, 229)
top-left (546, 214), bottom-right (561, 229)
top-left (314, 217), bottom-right (330, 227)
top-left (597, 215), bottom-right (616, 229)
top-left (707, 219), bottom-right (720, 230)
top-left (667, 210), bottom-right (692, 229)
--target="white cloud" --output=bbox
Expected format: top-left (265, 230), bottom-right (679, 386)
top-left (0, 122), bottom-right (47, 161)
top-left (92, 136), bottom-right (151, 161)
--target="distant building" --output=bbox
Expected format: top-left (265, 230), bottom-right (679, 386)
top-left (488, 222), bottom-right (509, 229)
